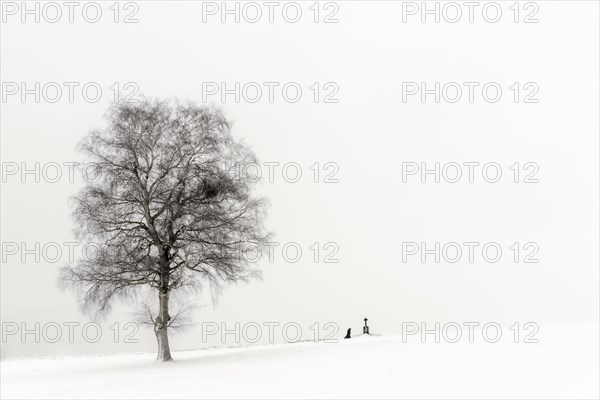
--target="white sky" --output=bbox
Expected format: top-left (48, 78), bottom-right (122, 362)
top-left (1, 1), bottom-right (598, 358)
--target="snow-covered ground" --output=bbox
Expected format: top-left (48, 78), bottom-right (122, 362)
top-left (2, 327), bottom-right (598, 399)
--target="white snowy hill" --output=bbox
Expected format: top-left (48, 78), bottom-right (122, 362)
top-left (2, 329), bottom-right (598, 399)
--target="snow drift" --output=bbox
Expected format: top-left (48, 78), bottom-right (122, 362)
top-left (1, 328), bottom-right (598, 399)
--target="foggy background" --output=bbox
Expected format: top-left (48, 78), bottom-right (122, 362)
top-left (1, 1), bottom-right (598, 359)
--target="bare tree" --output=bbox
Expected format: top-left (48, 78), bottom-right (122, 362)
top-left (60, 98), bottom-right (270, 361)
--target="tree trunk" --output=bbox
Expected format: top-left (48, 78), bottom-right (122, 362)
top-left (154, 290), bottom-right (173, 361)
